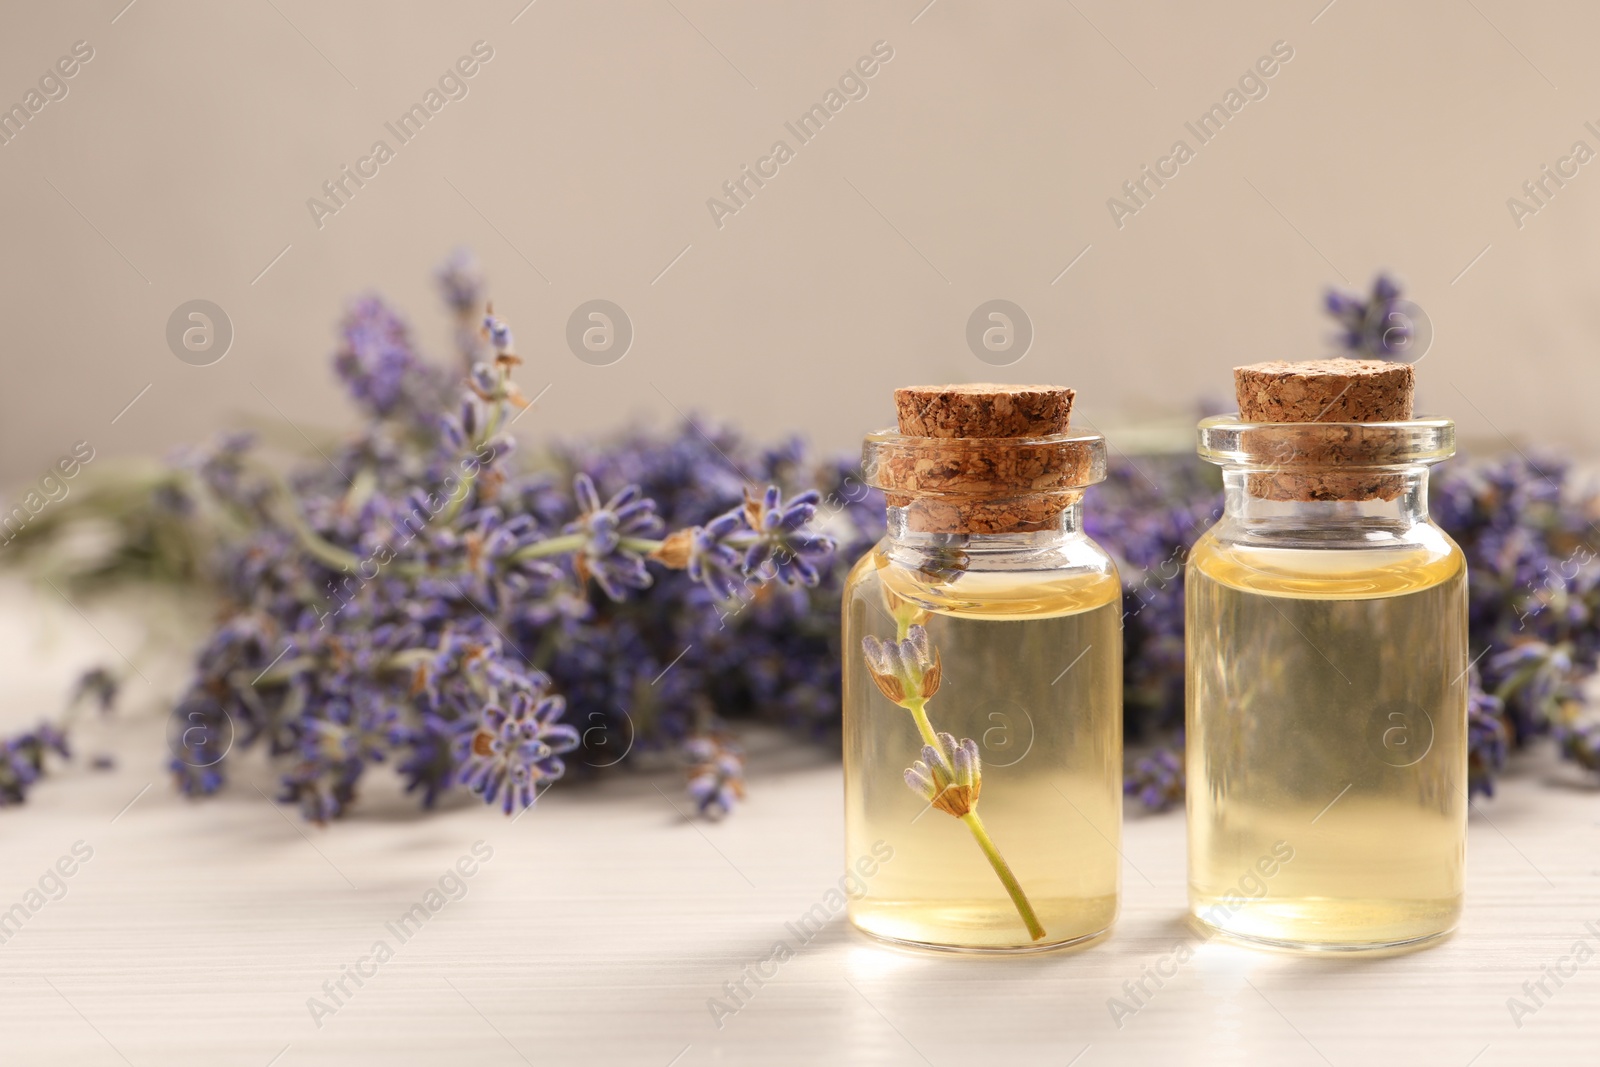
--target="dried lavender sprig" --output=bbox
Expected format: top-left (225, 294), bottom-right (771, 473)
top-left (865, 625), bottom-right (1046, 941)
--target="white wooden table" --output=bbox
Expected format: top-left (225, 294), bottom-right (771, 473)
top-left (3, 575), bottom-right (1597, 1065)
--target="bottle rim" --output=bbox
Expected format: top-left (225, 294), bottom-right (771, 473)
top-left (1196, 414), bottom-right (1455, 468)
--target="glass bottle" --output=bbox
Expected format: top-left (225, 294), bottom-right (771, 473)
top-left (843, 385), bottom-right (1123, 951)
top-left (1186, 406), bottom-right (1467, 951)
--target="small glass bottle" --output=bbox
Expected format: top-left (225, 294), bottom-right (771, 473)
top-left (843, 384), bottom-right (1122, 951)
top-left (1186, 358), bottom-right (1468, 951)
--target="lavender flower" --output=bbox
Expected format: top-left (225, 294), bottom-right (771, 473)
top-left (169, 693), bottom-right (231, 797)
top-left (395, 716), bottom-right (455, 809)
top-left (741, 487), bottom-right (831, 585)
top-left (1324, 273), bottom-right (1411, 359)
top-left (674, 511), bottom-right (746, 599)
top-left (457, 690), bottom-right (579, 815)
top-left (685, 735), bottom-right (745, 819)
top-left (334, 297), bottom-right (450, 423)
top-left (1085, 450), bottom-right (1217, 742)
top-left (1124, 747), bottom-right (1183, 811)
top-left (865, 619), bottom-right (1042, 939)
top-left (482, 309), bottom-right (514, 358)
top-left (861, 625), bottom-right (941, 705)
top-left (904, 732), bottom-right (981, 817)
top-left (565, 473), bottom-right (663, 600)
top-left (279, 694), bottom-right (399, 823)
top-left (436, 247), bottom-right (484, 316)
top-left (0, 725), bottom-right (69, 807)
top-left (1468, 684), bottom-right (1510, 798)
top-left (437, 247), bottom-right (486, 367)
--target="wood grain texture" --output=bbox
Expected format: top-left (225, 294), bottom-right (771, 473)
top-left (2, 577), bottom-right (1598, 1065)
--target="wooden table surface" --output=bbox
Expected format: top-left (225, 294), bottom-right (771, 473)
top-left (3, 576), bottom-right (1598, 1066)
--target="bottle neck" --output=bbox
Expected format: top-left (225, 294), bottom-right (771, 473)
top-left (1221, 465), bottom-right (1432, 532)
top-left (883, 501), bottom-right (1085, 564)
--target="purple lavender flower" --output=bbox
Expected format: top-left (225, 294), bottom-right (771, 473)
top-left (565, 473), bottom-right (663, 600)
top-left (1468, 683), bottom-right (1510, 798)
top-left (680, 510), bottom-right (746, 599)
top-left (395, 716), bottom-right (454, 808)
top-left (482, 310), bottom-right (513, 357)
top-left (1487, 639), bottom-right (1579, 742)
top-left (168, 693), bottom-right (232, 797)
top-left (861, 625), bottom-right (941, 705)
top-left (334, 296), bottom-right (450, 422)
top-left (741, 487), bottom-right (830, 585)
top-left (1324, 273), bottom-right (1412, 359)
top-left (456, 691), bottom-right (580, 815)
top-left (278, 694), bottom-right (399, 823)
top-left (0, 723), bottom-right (71, 807)
top-left (436, 247), bottom-right (484, 316)
top-left (685, 735), bottom-right (745, 818)
top-left (0, 740), bottom-right (42, 807)
top-left (1124, 747), bottom-right (1183, 811)
top-left (1085, 450), bottom-right (1218, 742)
top-left (904, 732), bottom-right (981, 817)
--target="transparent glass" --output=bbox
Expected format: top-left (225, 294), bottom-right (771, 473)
top-left (843, 430), bottom-right (1123, 951)
top-left (1186, 416), bottom-right (1468, 951)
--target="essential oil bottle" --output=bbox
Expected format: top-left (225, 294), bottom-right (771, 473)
top-left (843, 384), bottom-right (1122, 951)
top-left (1186, 358), bottom-right (1467, 951)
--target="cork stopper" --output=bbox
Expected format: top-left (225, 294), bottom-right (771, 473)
top-left (1235, 359), bottom-right (1414, 423)
top-left (1233, 358), bottom-right (1416, 502)
top-left (894, 384), bottom-right (1075, 438)
top-left (870, 384), bottom-right (1097, 534)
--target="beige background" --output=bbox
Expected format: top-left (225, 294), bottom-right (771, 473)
top-left (3, 0), bottom-right (1598, 490)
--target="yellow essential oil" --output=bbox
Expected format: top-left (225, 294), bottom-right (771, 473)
top-left (843, 384), bottom-right (1122, 953)
top-left (844, 554), bottom-right (1123, 950)
top-left (1186, 534), bottom-right (1468, 949)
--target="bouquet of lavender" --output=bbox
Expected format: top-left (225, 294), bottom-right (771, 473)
top-left (139, 256), bottom-right (862, 823)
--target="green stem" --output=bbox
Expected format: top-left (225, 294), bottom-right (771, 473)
top-left (508, 533), bottom-right (667, 563)
top-left (905, 697), bottom-right (1047, 942)
top-left (254, 467), bottom-right (363, 572)
top-left (620, 536), bottom-right (665, 555)
top-left (961, 811), bottom-right (1047, 942)
top-left (250, 647), bottom-right (435, 688)
top-left (437, 469), bottom-right (475, 525)
top-left (510, 533), bottom-right (588, 561)
top-left (905, 699), bottom-right (941, 751)
top-left (251, 657), bottom-right (314, 686)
